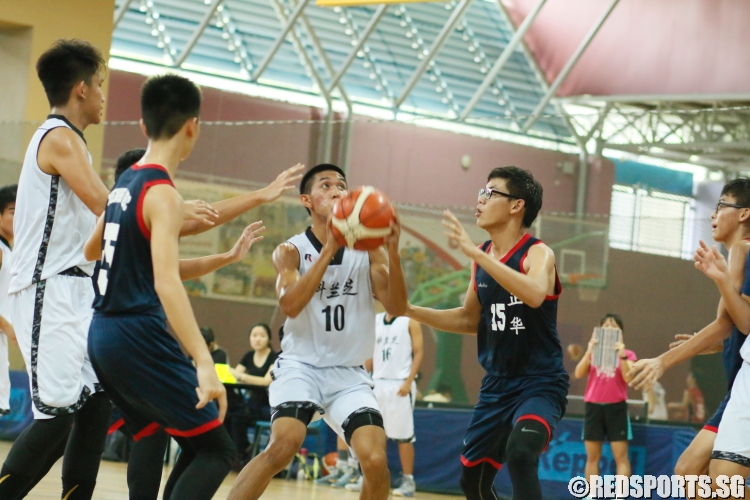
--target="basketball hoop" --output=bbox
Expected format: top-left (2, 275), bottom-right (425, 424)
top-left (577, 286), bottom-right (601, 302)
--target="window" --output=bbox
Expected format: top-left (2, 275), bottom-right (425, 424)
top-left (609, 185), bottom-right (694, 259)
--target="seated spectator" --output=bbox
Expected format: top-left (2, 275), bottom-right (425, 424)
top-left (668, 373), bottom-right (706, 423)
top-left (201, 326), bottom-right (228, 364)
top-left (227, 323), bottom-right (278, 461)
top-left (643, 381), bottom-right (668, 421)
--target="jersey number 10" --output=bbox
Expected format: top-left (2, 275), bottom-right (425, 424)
top-left (322, 305), bottom-right (345, 332)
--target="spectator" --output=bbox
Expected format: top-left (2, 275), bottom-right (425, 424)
top-left (227, 323), bottom-right (278, 461)
top-left (574, 314), bottom-right (636, 485)
top-left (201, 326), bottom-right (228, 364)
top-left (643, 381), bottom-right (668, 421)
top-left (668, 373), bottom-right (706, 423)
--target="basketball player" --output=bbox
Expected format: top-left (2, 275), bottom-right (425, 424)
top-left (629, 179), bottom-right (750, 482)
top-left (227, 163), bottom-right (408, 500)
top-left (0, 185), bottom-right (17, 417)
top-left (402, 166), bottom-right (568, 500)
top-left (362, 312), bottom-right (423, 497)
top-left (0, 38), bottom-right (302, 499)
top-left (0, 39), bottom-right (116, 500)
top-left (86, 73), bottom-right (246, 500)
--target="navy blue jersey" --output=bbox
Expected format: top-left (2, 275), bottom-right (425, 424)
top-left (724, 245), bottom-right (750, 390)
top-left (92, 164), bottom-right (173, 316)
top-left (474, 234), bottom-right (565, 378)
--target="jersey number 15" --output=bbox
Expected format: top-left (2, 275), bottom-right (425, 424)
top-left (490, 303), bottom-right (505, 331)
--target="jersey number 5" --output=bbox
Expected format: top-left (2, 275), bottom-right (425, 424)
top-left (96, 222), bottom-right (120, 296)
top-left (322, 305), bottom-right (345, 332)
top-left (490, 303), bottom-right (505, 331)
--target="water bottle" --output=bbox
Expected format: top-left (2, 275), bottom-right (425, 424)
top-left (297, 448), bottom-right (308, 481)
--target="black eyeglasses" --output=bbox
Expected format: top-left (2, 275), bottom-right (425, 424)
top-left (478, 188), bottom-right (516, 201)
top-left (715, 201), bottom-right (750, 215)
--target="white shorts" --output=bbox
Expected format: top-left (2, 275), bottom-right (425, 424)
top-left (269, 358), bottom-right (380, 441)
top-left (373, 379), bottom-right (416, 442)
top-left (713, 361), bottom-right (750, 467)
top-left (0, 333), bottom-right (9, 414)
top-left (11, 274), bottom-right (99, 420)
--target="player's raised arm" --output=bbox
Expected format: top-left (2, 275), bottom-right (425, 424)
top-left (406, 279), bottom-right (482, 335)
top-left (442, 210), bottom-right (554, 308)
top-left (179, 221), bottom-right (264, 281)
top-left (145, 184), bottom-right (227, 421)
top-left (370, 214), bottom-right (407, 317)
top-left (180, 164), bottom-right (305, 236)
top-left (694, 239), bottom-right (750, 334)
top-left (274, 220), bottom-right (340, 318)
top-left (38, 127), bottom-right (109, 216)
top-left (628, 302), bottom-right (733, 390)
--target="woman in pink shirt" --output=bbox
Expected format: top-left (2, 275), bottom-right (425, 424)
top-left (574, 314), bottom-right (637, 485)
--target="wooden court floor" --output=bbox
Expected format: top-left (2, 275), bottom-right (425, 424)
top-left (0, 441), bottom-right (458, 499)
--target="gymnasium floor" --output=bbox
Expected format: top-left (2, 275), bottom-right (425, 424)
top-left (0, 441), bottom-right (458, 499)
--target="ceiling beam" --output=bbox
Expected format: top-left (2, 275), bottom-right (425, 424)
top-left (252, 0), bottom-right (311, 81)
top-left (459, 0), bottom-right (547, 121)
top-left (174, 0), bottom-right (224, 68)
top-left (394, 0), bottom-right (472, 109)
top-left (113, 0), bottom-right (135, 28)
top-left (522, 0), bottom-right (620, 133)
top-left (326, 4), bottom-right (388, 95)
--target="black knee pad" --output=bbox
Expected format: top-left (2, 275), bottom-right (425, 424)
top-left (270, 402), bottom-right (320, 426)
top-left (506, 419), bottom-right (548, 467)
top-left (74, 393), bottom-right (113, 454)
top-left (342, 408), bottom-right (383, 446)
top-left (460, 463), bottom-right (499, 500)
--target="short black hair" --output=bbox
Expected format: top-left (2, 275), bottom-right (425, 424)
top-left (141, 74), bottom-right (201, 140)
top-left (487, 166), bottom-right (543, 228)
top-left (114, 148), bottom-right (146, 182)
top-left (36, 39), bottom-right (106, 107)
top-left (0, 185), bottom-right (17, 214)
top-left (721, 178), bottom-right (750, 209)
top-left (300, 164), bottom-right (346, 195)
top-left (600, 313), bottom-right (624, 331)
top-left (200, 327), bottom-right (215, 345)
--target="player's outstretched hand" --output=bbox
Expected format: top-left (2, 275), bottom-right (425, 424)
top-left (183, 199), bottom-right (220, 227)
top-left (228, 221), bottom-right (266, 263)
top-left (627, 358), bottom-right (664, 391)
top-left (442, 210), bottom-right (477, 257)
top-left (195, 362), bottom-right (228, 422)
top-left (262, 163), bottom-right (305, 202)
top-left (694, 240), bottom-right (728, 282)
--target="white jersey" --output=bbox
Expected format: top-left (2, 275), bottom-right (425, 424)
top-left (0, 237), bottom-right (12, 318)
top-left (373, 313), bottom-right (413, 380)
top-left (281, 228), bottom-right (376, 368)
top-left (9, 116), bottom-right (96, 293)
top-left (0, 237), bottom-right (11, 412)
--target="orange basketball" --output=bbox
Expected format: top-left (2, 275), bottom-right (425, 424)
top-left (331, 186), bottom-right (395, 251)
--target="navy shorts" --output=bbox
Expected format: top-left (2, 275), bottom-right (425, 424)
top-left (89, 313), bottom-right (221, 440)
top-left (461, 372), bottom-right (568, 469)
top-left (704, 393), bottom-right (730, 432)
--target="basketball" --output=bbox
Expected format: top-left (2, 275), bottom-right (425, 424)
top-left (331, 186), bottom-right (395, 251)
